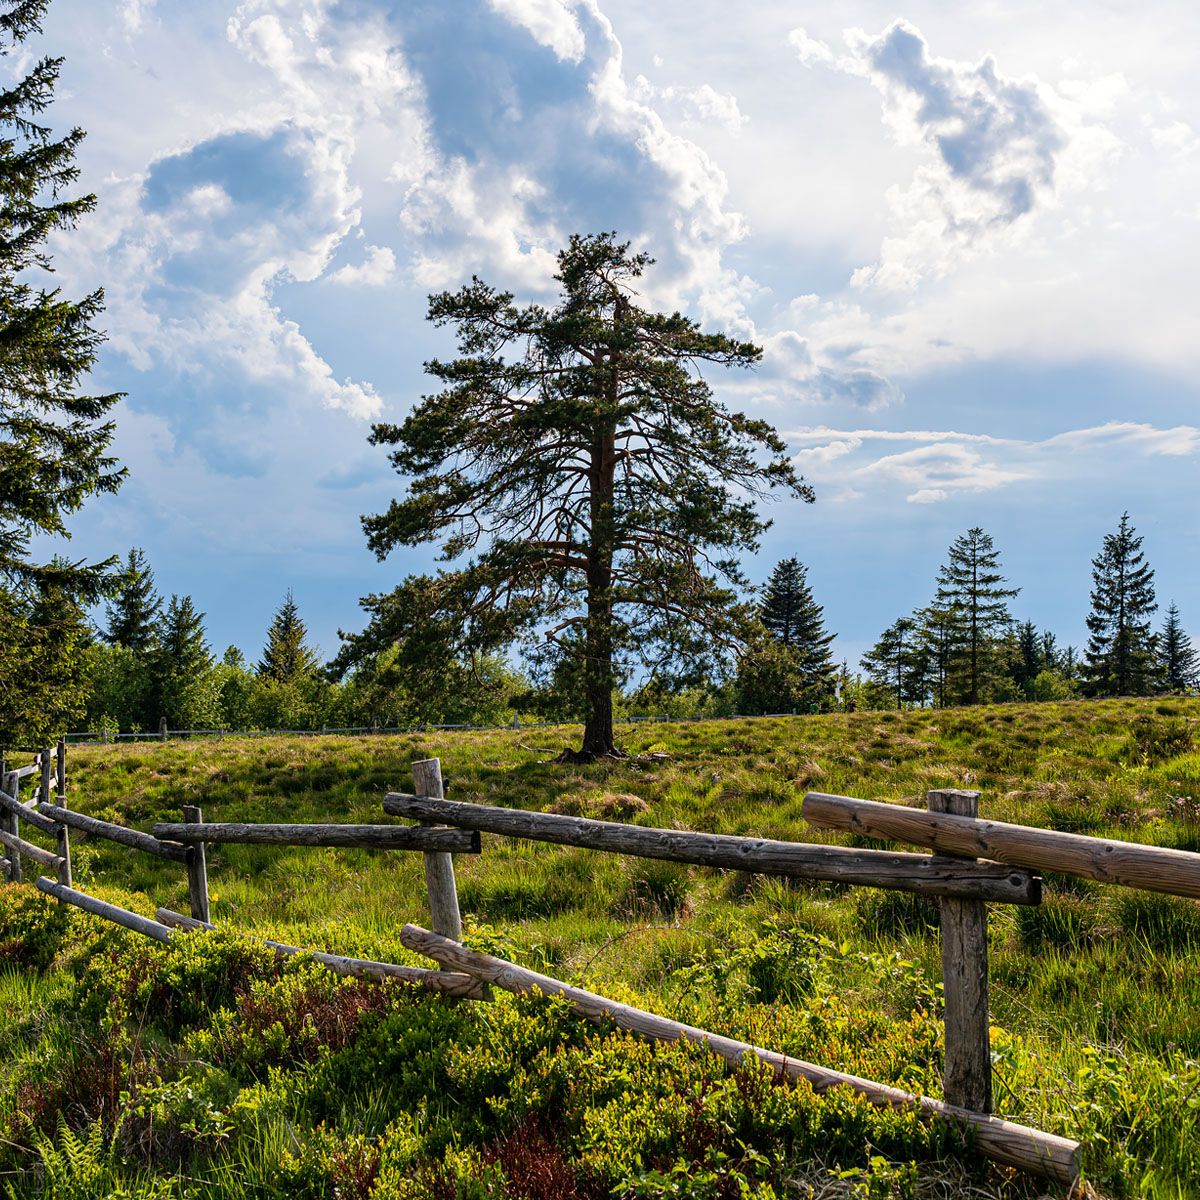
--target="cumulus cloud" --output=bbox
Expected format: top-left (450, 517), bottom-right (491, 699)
top-left (487, 0), bottom-right (586, 63)
top-left (328, 243), bottom-right (396, 286)
top-left (830, 20), bottom-right (1063, 289)
top-left (632, 77), bottom-right (748, 132)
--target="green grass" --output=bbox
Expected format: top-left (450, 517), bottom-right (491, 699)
top-left (2, 697), bottom-right (1200, 1197)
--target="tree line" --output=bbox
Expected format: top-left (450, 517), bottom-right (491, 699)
top-left (858, 519), bottom-right (1197, 709)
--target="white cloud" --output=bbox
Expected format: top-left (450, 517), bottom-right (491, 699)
top-left (488, 0), bottom-right (586, 64)
top-left (632, 77), bottom-right (747, 132)
top-left (785, 421), bottom-right (1200, 505)
top-left (328, 243), bottom-right (396, 286)
top-left (120, 0), bottom-right (155, 34)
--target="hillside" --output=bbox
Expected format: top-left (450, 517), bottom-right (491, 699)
top-left (3, 697), bottom-right (1200, 1198)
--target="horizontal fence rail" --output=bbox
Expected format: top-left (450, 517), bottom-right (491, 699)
top-left (149, 821), bottom-right (481, 853)
top-left (803, 792), bottom-right (1200, 900)
top-left (38, 803), bottom-right (191, 863)
top-left (382, 792), bottom-right (1041, 904)
top-left (36, 877), bottom-right (175, 943)
top-left (400, 924), bottom-right (1081, 1185)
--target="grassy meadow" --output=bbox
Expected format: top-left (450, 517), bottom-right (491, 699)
top-left (3, 697), bottom-right (1200, 1199)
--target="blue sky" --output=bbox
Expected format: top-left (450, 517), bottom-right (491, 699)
top-left (20, 0), bottom-right (1200, 671)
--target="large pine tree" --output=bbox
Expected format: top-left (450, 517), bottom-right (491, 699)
top-left (0, 1), bottom-right (124, 746)
top-left (258, 590), bottom-right (320, 681)
top-left (933, 527), bottom-right (1018, 705)
top-left (1083, 513), bottom-right (1157, 697)
top-left (338, 233), bottom-right (809, 759)
top-left (1157, 601), bottom-right (1198, 693)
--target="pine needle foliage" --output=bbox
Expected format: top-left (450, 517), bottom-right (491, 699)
top-left (933, 527), bottom-right (1018, 705)
top-left (258, 590), bottom-right (320, 682)
top-left (341, 233), bottom-right (811, 758)
top-left (1083, 513), bottom-right (1158, 697)
top-left (102, 548), bottom-right (161, 652)
top-left (0, 1), bottom-right (123, 747)
top-left (1157, 601), bottom-right (1198, 694)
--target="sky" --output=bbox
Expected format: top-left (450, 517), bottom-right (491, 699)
top-left (17, 0), bottom-right (1200, 672)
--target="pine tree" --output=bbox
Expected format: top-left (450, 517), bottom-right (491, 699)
top-left (1009, 619), bottom-right (1042, 700)
top-left (1157, 602), bottom-right (1199, 693)
top-left (861, 617), bottom-right (922, 709)
top-left (934, 527), bottom-right (1018, 704)
top-left (103, 548), bottom-right (161, 651)
top-left (150, 595), bottom-right (214, 728)
top-left (338, 233), bottom-right (809, 760)
top-left (915, 604), bottom-right (956, 708)
top-left (258, 590), bottom-right (320, 681)
top-left (1083, 513), bottom-right (1158, 697)
top-left (0, 1), bottom-right (124, 746)
top-left (759, 557), bottom-right (836, 686)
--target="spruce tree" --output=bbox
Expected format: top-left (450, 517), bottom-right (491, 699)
top-left (0, 1), bottom-right (124, 745)
top-left (103, 548), bottom-right (161, 651)
top-left (1083, 513), bottom-right (1157, 696)
top-left (258, 590), bottom-right (320, 681)
top-left (933, 527), bottom-right (1018, 704)
top-left (1157, 601), bottom-right (1198, 693)
top-left (150, 595), bottom-right (214, 728)
top-left (861, 617), bottom-right (922, 709)
top-left (759, 556), bottom-right (836, 685)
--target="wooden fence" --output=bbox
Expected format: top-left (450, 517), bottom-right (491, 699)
top-left (10, 750), bottom-right (1200, 1186)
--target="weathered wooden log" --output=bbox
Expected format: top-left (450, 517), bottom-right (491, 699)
top-left (400, 924), bottom-right (1080, 1184)
top-left (0, 828), bottom-right (66, 871)
top-left (8, 763), bottom-right (40, 781)
top-left (35, 877), bottom-right (174, 944)
top-left (149, 821), bottom-right (481, 852)
top-left (155, 908), bottom-right (490, 1000)
top-left (382, 793), bottom-right (1040, 904)
top-left (804, 791), bottom-right (1200, 899)
top-left (929, 790), bottom-right (991, 1114)
top-left (0, 786), bottom-right (61, 836)
top-left (183, 806), bottom-right (210, 923)
top-left (36, 802), bottom-right (190, 863)
top-left (412, 760), bottom-right (464, 940)
top-left (3, 771), bottom-right (21, 883)
top-left (53, 740), bottom-right (71, 887)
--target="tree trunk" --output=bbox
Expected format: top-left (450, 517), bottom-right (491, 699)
top-left (569, 304), bottom-right (628, 762)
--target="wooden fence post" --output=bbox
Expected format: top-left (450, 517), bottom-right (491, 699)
top-left (5, 769), bottom-right (21, 884)
top-left (0, 767), bottom-right (11, 883)
top-left (412, 758), bottom-right (462, 941)
top-left (182, 805), bottom-right (210, 923)
top-left (929, 788), bottom-right (991, 1114)
top-left (53, 742), bottom-right (72, 887)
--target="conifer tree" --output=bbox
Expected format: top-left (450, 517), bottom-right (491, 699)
top-left (759, 556), bottom-right (836, 684)
top-left (915, 604), bottom-right (956, 709)
top-left (1083, 513), bottom-right (1157, 696)
top-left (150, 595), bottom-right (214, 728)
top-left (258, 590), bottom-right (320, 681)
top-left (0, 1), bottom-right (124, 745)
top-left (103, 548), bottom-right (161, 652)
top-left (338, 233), bottom-right (809, 759)
top-left (933, 527), bottom-right (1018, 704)
top-left (1157, 601), bottom-right (1198, 693)
top-left (861, 617), bottom-right (922, 709)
